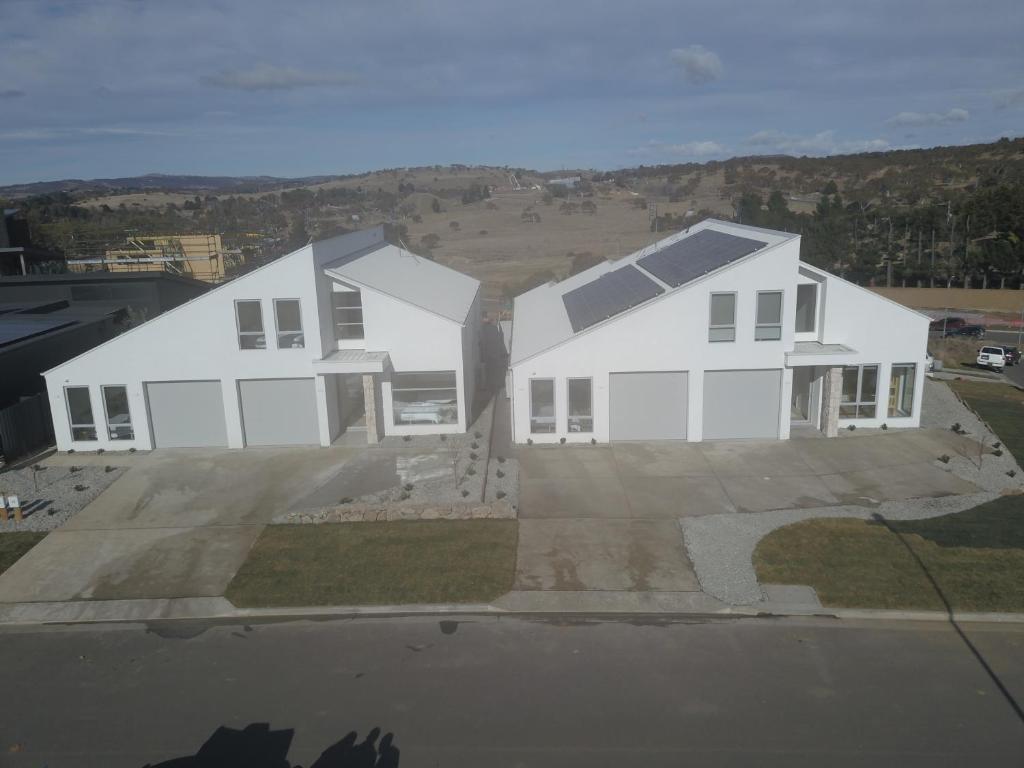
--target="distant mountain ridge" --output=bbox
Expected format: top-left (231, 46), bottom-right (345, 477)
top-left (0, 172), bottom-right (341, 198)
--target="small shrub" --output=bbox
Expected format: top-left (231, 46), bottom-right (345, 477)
top-left (938, 455), bottom-right (951, 464)
top-left (475, 431), bottom-right (482, 439)
top-left (33, 464), bottom-right (45, 472)
top-left (527, 438), bottom-right (533, 445)
top-left (559, 437), bottom-right (566, 444)
top-left (994, 441), bottom-right (1002, 449)
top-left (69, 465), bottom-right (80, 473)
top-left (880, 423), bottom-right (888, 431)
top-left (1007, 470), bottom-right (1017, 478)
top-left (479, 229), bottom-right (488, 236)
top-left (67, 449), bottom-right (75, 454)
top-left (74, 484), bottom-right (88, 492)
top-left (471, 442), bottom-right (479, 449)
top-left (951, 422), bottom-right (962, 433)
top-left (591, 438), bottom-right (597, 445)
top-left (469, 452), bottom-right (478, 461)
top-left (128, 447), bottom-right (136, 453)
top-left (497, 456), bottom-right (506, 463)
top-left (339, 497), bottom-right (354, 504)
top-left (461, 489), bottom-right (470, 498)
top-left (105, 466), bottom-right (115, 473)
top-left (847, 424), bottom-right (856, 431)
top-left (993, 449), bottom-right (1004, 457)
top-left (496, 469), bottom-right (505, 479)
top-left (399, 491), bottom-right (410, 501)
top-left (97, 448), bottom-right (105, 454)
top-left (496, 491), bottom-right (506, 499)
top-left (440, 434), bottom-right (447, 441)
top-left (466, 466), bottom-right (477, 476)
top-left (403, 435), bottom-right (412, 442)
top-left (404, 483), bottom-right (414, 492)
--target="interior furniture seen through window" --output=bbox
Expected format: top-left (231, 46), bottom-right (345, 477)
top-left (102, 385), bottom-right (134, 440)
top-left (235, 300), bottom-right (265, 349)
top-left (274, 299), bottom-right (304, 349)
top-left (530, 379), bottom-right (556, 433)
top-left (888, 363), bottom-right (916, 418)
top-left (333, 290), bottom-right (364, 340)
top-left (840, 364), bottom-right (878, 418)
top-left (709, 292), bottom-right (736, 342)
top-left (391, 371), bottom-right (458, 425)
top-left (755, 291), bottom-right (783, 340)
top-left (66, 386), bottom-right (97, 441)
top-left (795, 284), bottom-right (817, 333)
top-left (567, 378), bottom-right (593, 432)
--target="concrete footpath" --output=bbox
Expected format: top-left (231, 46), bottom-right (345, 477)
top-left (2, 591), bottom-right (1023, 627)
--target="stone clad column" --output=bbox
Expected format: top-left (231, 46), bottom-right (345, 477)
top-left (819, 366), bottom-right (842, 437)
top-left (363, 373), bottom-right (383, 444)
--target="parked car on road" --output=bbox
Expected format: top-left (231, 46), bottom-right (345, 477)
top-left (946, 324), bottom-right (986, 339)
top-left (930, 316), bottom-right (965, 332)
top-left (977, 345), bottom-right (1007, 372)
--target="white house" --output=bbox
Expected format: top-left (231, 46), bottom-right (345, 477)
top-left (43, 227), bottom-right (482, 451)
top-left (508, 219), bottom-right (929, 444)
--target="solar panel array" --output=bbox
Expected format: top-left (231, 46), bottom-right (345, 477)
top-left (0, 318), bottom-right (75, 349)
top-left (637, 229), bottom-right (767, 288)
top-left (562, 264), bottom-right (665, 333)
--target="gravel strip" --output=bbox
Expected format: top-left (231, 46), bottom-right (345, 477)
top-left (680, 377), bottom-right (1024, 605)
top-left (0, 464), bottom-right (126, 532)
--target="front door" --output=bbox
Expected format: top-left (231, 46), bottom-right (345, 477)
top-left (790, 367), bottom-right (818, 423)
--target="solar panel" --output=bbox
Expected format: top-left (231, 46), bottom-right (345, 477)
top-left (637, 229), bottom-right (767, 288)
top-left (562, 264), bottom-right (665, 333)
top-left (0, 318), bottom-right (75, 348)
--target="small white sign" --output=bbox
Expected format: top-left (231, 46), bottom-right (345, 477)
top-left (6, 495), bottom-right (19, 508)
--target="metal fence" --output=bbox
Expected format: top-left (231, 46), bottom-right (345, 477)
top-left (0, 393), bottom-right (55, 463)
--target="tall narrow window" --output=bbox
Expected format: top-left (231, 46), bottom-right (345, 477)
top-left (235, 300), bottom-right (265, 349)
top-left (888, 364), bottom-right (917, 418)
top-left (708, 293), bottom-right (736, 342)
top-left (530, 379), bottom-right (556, 433)
top-left (391, 371), bottom-right (458, 425)
top-left (755, 291), bottom-right (783, 340)
top-left (840, 365), bottom-right (878, 419)
top-left (795, 284), bottom-right (817, 333)
top-left (567, 378), bottom-right (593, 433)
top-left (274, 299), bottom-right (304, 348)
top-left (333, 290), bottom-right (364, 340)
top-left (102, 385), bottom-right (134, 440)
top-left (66, 386), bottom-right (97, 441)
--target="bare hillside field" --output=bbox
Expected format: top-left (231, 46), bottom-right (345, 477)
top-left (872, 287), bottom-right (1024, 314)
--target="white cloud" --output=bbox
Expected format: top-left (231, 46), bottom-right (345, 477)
top-left (669, 45), bottom-right (722, 85)
top-left (628, 139), bottom-right (726, 158)
top-left (885, 108), bottom-right (969, 126)
top-left (745, 129), bottom-right (890, 156)
top-left (202, 64), bottom-right (359, 91)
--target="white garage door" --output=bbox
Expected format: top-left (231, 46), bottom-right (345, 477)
top-left (703, 369), bottom-right (782, 440)
top-left (239, 378), bottom-right (319, 446)
top-left (145, 381), bottom-right (228, 448)
top-left (609, 371), bottom-right (688, 441)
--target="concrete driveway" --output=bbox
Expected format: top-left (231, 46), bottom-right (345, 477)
top-left (0, 447), bottom-right (355, 603)
top-left (514, 428), bottom-right (981, 593)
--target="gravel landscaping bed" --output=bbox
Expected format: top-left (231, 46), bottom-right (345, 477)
top-left (0, 463), bottom-right (126, 532)
top-left (681, 378), bottom-right (1024, 605)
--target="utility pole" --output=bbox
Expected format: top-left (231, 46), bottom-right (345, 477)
top-left (886, 218), bottom-right (894, 288)
top-left (930, 228), bottom-right (936, 288)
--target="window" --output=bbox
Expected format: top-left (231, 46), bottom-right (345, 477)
top-left (840, 365), bottom-right (878, 419)
top-left (391, 371), bottom-right (458, 425)
top-left (333, 290), bottom-right (364, 340)
top-left (888, 364), bottom-right (916, 418)
top-left (567, 378), bottom-right (593, 433)
top-left (530, 379), bottom-right (556, 433)
top-left (235, 300), bottom-right (265, 349)
top-left (274, 299), bottom-right (304, 349)
top-left (795, 284), bottom-right (817, 333)
top-left (65, 386), bottom-right (97, 441)
top-left (708, 293), bottom-right (736, 342)
top-left (102, 385), bottom-right (134, 440)
top-left (755, 291), bottom-right (783, 340)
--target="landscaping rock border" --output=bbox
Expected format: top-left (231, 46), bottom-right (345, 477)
top-left (275, 499), bottom-right (516, 524)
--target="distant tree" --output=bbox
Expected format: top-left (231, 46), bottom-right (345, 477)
top-left (431, 198), bottom-right (442, 213)
top-left (449, 221), bottom-right (460, 231)
top-left (736, 192), bottom-right (763, 225)
top-left (567, 251), bottom-right (602, 276)
top-left (287, 217), bottom-right (310, 248)
top-left (822, 180), bottom-right (839, 196)
top-left (421, 233), bottom-right (441, 250)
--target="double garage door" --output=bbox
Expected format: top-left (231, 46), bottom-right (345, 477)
top-left (144, 378), bottom-right (319, 448)
top-left (608, 369), bottom-right (781, 441)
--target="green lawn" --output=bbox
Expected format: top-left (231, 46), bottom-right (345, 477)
top-left (949, 379), bottom-right (1024, 460)
top-left (0, 532), bottom-right (47, 576)
top-left (754, 496), bottom-right (1024, 612)
top-left (226, 520), bottom-right (518, 608)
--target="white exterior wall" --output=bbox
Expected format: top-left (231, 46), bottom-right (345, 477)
top-left (809, 267), bottom-right (930, 430)
top-left (511, 238), bottom-right (801, 444)
top-left (45, 243), bottom-right (479, 451)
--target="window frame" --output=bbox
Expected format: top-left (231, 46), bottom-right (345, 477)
top-left (332, 290), bottom-right (365, 341)
top-left (529, 378), bottom-right (556, 434)
top-left (273, 298), bottom-right (304, 349)
top-left (754, 290), bottom-right (784, 341)
top-left (390, 370), bottom-right (459, 426)
top-left (888, 363), bottom-right (917, 418)
top-left (101, 384), bottom-right (134, 441)
top-left (65, 385), bottom-right (97, 441)
top-left (795, 283), bottom-right (817, 334)
top-left (234, 299), bottom-right (266, 350)
top-left (566, 377), bottom-right (594, 433)
top-left (708, 292), bottom-right (737, 343)
top-left (840, 364), bottom-right (879, 419)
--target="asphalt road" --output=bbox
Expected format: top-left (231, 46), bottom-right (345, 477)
top-left (2, 615), bottom-right (1022, 767)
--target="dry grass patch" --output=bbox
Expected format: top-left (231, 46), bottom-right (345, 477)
top-left (0, 532), bottom-right (47, 576)
top-left (226, 520), bottom-right (518, 608)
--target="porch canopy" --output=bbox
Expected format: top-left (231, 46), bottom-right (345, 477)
top-left (784, 340), bottom-right (858, 368)
top-left (313, 349), bottom-right (391, 374)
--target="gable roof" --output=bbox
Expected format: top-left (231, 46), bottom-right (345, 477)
top-left (510, 219), bottom-right (797, 365)
top-left (320, 237), bottom-right (479, 324)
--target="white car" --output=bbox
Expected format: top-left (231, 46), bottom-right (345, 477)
top-left (977, 346), bottom-right (1007, 372)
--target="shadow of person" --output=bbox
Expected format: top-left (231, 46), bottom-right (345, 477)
top-left (309, 726), bottom-right (399, 767)
top-left (143, 722), bottom-right (292, 767)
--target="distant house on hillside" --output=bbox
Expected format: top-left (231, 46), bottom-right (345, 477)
top-left (547, 176), bottom-right (582, 189)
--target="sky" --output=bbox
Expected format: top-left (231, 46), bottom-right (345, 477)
top-left (1, 0), bottom-right (1022, 185)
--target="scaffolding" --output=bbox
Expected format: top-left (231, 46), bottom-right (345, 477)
top-left (66, 233), bottom-right (242, 283)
